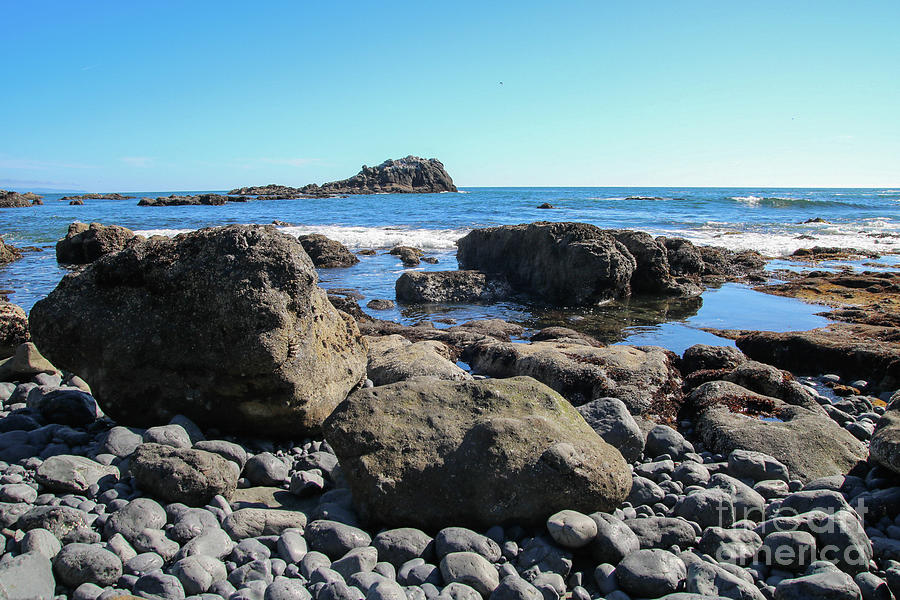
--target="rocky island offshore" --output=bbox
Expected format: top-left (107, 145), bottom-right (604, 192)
top-left (230, 156), bottom-right (458, 199)
top-left (0, 218), bottom-right (897, 600)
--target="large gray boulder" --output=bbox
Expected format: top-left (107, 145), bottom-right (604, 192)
top-left (0, 551), bottom-right (55, 599)
top-left (689, 381), bottom-right (867, 482)
top-left (463, 339), bottom-right (682, 419)
top-left (55, 221), bottom-right (140, 264)
top-left (29, 225), bottom-right (367, 436)
top-left (366, 335), bottom-right (471, 386)
top-left (870, 391), bottom-right (900, 475)
top-left (323, 376), bottom-right (631, 529)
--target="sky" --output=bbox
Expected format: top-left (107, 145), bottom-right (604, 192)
top-left (1, 1), bottom-right (898, 191)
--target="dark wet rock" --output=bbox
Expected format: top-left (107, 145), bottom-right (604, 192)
top-left (30, 225), bottom-right (367, 436)
top-left (396, 271), bottom-right (513, 304)
top-left (736, 325), bottom-right (900, 392)
top-left (697, 527), bottom-right (762, 565)
top-left (365, 335), bottom-right (471, 386)
top-left (130, 443), bottom-right (238, 506)
top-left (685, 560), bottom-right (766, 600)
top-left (306, 520), bottom-right (372, 559)
top-left (456, 222), bottom-right (637, 305)
top-left (462, 339), bottom-right (682, 419)
top-left (536, 203), bottom-right (555, 209)
top-left (298, 234), bottom-right (360, 268)
top-left (366, 299), bottom-right (395, 310)
top-left (0, 190), bottom-right (42, 208)
top-left (55, 222), bottom-right (141, 264)
top-left (871, 392), bottom-right (900, 475)
top-left (34, 388), bottom-right (101, 426)
top-left (138, 193), bottom-right (247, 206)
top-left (456, 223), bottom-right (764, 305)
top-left (328, 290), bottom-right (372, 323)
top-left (372, 528), bottom-right (434, 567)
top-left (0, 302), bottom-right (30, 358)
top-left (645, 425), bottom-right (694, 459)
top-left (390, 246), bottom-right (424, 267)
top-left (577, 397), bottom-right (645, 463)
top-left (323, 376), bottom-right (631, 529)
top-left (689, 381), bottom-right (868, 482)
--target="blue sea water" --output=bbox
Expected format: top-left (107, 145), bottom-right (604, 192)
top-left (2, 187), bottom-right (898, 353)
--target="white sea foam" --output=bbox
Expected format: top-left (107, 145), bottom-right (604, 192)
top-left (135, 224), bottom-right (468, 250)
top-left (729, 195), bottom-right (762, 206)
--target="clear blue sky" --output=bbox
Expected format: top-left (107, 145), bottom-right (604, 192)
top-left (1, 1), bottom-right (898, 191)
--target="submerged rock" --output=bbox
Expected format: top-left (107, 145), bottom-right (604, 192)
top-left (29, 224), bottom-right (367, 436)
top-left (323, 376), bottom-right (631, 529)
top-left (55, 222), bottom-right (141, 264)
top-left (395, 271), bottom-right (513, 303)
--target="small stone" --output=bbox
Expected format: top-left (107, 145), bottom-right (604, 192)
top-left (674, 488), bottom-right (736, 529)
top-left (774, 570), bottom-right (861, 600)
top-left (244, 452), bottom-right (289, 486)
top-left (615, 549), bottom-right (686, 598)
top-left (194, 440), bottom-right (248, 468)
top-left (134, 571), bottom-right (187, 599)
top-left (53, 543), bottom-right (123, 588)
top-left (728, 449), bottom-right (790, 482)
top-left (224, 508), bottom-right (307, 539)
top-left (170, 554), bottom-right (227, 595)
top-left (436, 527), bottom-right (501, 562)
top-left (277, 529), bottom-right (308, 563)
top-left (0, 482), bottom-right (38, 504)
top-left (21, 527), bottom-right (63, 559)
top-left (35, 455), bottom-right (118, 494)
top-left (373, 528), bottom-right (433, 567)
top-left (99, 427), bottom-right (143, 458)
top-left (761, 531), bottom-right (817, 572)
top-left (645, 425), bottom-right (694, 459)
top-left (546, 510), bottom-right (597, 549)
top-left (306, 520), bottom-right (372, 559)
top-left (440, 552), bottom-right (500, 597)
top-left (103, 497), bottom-right (167, 545)
top-left (142, 424), bottom-right (192, 448)
top-left (589, 512), bottom-right (639, 564)
top-left (332, 546), bottom-right (378, 579)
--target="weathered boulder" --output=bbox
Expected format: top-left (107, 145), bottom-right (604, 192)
top-left (395, 271), bottom-right (513, 303)
top-left (870, 392), bottom-right (900, 475)
top-left (456, 222), bottom-right (637, 305)
top-left (366, 335), bottom-right (471, 386)
top-left (0, 302), bottom-right (30, 358)
top-left (462, 339), bottom-right (682, 419)
top-left (130, 443), bottom-right (238, 506)
top-left (736, 325), bottom-right (900, 392)
top-left (55, 222), bottom-right (140, 264)
top-left (689, 381), bottom-right (868, 482)
top-left (298, 234), bottom-right (359, 268)
top-left (322, 376), bottom-right (631, 529)
top-left (390, 246), bottom-right (425, 267)
top-left (35, 455), bottom-right (118, 494)
top-left (0, 190), bottom-right (42, 208)
top-left (577, 397), bottom-right (645, 463)
top-left (29, 225), bottom-right (367, 436)
top-left (609, 230), bottom-right (700, 296)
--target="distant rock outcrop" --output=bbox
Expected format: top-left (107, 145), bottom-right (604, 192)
top-left (230, 156), bottom-right (457, 198)
top-left (59, 193), bottom-right (135, 201)
top-left (138, 194), bottom-right (248, 206)
top-left (0, 190), bottom-right (42, 208)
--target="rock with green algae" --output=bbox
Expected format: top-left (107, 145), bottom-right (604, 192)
top-left (323, 375), bottom-right (632, 530)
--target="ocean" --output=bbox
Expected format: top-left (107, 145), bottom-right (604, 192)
top-left (2, 187), bottom-right (899, 354)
